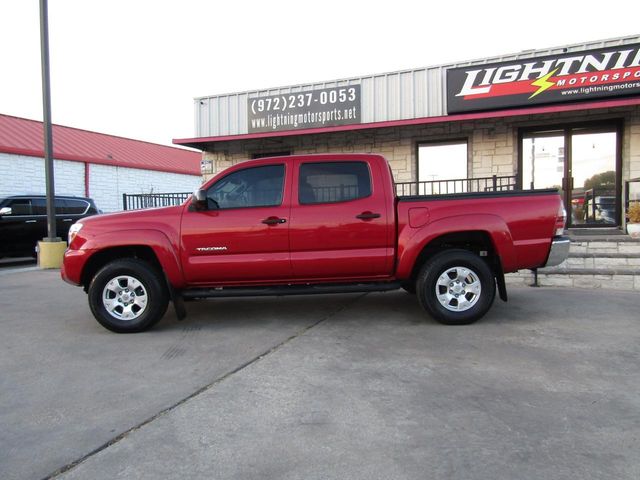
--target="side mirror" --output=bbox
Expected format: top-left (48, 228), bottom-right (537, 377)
top-left (0, 207), bottom-right (11, 216)
top-left (190, 189), bottom-right (219, 211)
top-left (191, 189), bottom-right (208, 211)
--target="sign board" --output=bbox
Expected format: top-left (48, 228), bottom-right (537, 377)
top-left (248, 85), bottom-right (361, 133)
top-left (447, 43), bottom-right (640, 113)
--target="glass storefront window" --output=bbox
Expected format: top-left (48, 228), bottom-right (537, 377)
top-left (418, 141), bottom-right (468, 195)
top-left (521, 124), bottom-right (620, 228)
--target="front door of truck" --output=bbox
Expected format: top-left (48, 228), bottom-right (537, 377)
top-left (181, 161), bottom-right (292, 284)
top-left (289, 158), bottom-right (393, 279)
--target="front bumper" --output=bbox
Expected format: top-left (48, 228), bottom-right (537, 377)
top-left (544, 236), bottom-right (571, 267)
top-left (60, 248), bottom-right (92, 286)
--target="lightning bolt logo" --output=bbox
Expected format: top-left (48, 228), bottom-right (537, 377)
top-left (529, 68), bottom-right (559, 99)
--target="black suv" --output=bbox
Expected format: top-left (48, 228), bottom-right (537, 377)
top-left (0, 195), bottom-right (100, 258)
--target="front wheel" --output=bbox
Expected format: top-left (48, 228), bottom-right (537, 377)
top-left (88, 259), bottom-right (169, 333)
top-left (416, 249), bottom-right (496, 325)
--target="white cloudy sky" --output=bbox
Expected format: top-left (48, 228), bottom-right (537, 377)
top-left (0, 0), bottom-right (638, 147)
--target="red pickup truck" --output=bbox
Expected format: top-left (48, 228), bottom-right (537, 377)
top-left (62, 154), bottom-right (569, 333)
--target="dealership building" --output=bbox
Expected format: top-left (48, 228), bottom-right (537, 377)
top-left (175, 35), bottom-right (640, 289)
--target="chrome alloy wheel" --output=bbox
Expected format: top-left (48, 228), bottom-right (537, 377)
top-left (435, 266), bottom-right (482, 312)
top-left (102, 275), bottom-right (148, 321)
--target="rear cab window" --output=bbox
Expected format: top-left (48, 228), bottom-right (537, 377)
top-left (298, 161), bottom-right (371, 204)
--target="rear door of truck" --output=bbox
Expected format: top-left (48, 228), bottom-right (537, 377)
top-left (288, 156), bottom-right (394, 279)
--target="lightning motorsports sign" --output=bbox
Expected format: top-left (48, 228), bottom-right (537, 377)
top-left (446, 43), bottom-right (640, 113)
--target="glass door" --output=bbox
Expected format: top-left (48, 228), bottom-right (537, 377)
top-left (521, 123), bottom-right (620, 228)
top-left (570, 131), bottom-right (617, 227)
top-left (522, 131), bottom-right (566, 208)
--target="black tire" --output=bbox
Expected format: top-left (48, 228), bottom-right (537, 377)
top-left (416, 249), bottom-right (496, 325)
top-left (88, 258), bottom-right (169, 333)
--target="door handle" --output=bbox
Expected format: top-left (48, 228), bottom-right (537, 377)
top-left (63, 219), bottom-right (73, 222)
top-left (25, 220), bottom-right (37, 223)
top-left (262, 216), bottom-right (287, 225)
top-left (356, 212), bottom-right (381, 220)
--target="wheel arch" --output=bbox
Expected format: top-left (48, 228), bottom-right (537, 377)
top-left (408, 230), bottom-right (495, 280)
top-left (81, 245), bottom-right (163, 292)
top-left (397, 213), bottom-right (515, 287)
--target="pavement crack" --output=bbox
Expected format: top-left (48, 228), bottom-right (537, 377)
top-left (43, 292), bottom-right (366, 479)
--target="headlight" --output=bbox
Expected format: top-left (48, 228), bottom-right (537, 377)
top-left (68, 222), bottom-right (83, 245)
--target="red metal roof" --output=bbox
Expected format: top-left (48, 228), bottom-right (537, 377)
top-left (174, 97), bottom-right (640, 149)
top-left (0, 114), bottom-right (201, 175)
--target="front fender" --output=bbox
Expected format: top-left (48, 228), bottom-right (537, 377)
top-left (396, 214), bottom-right (516, 279)
top-left (80, 229), bottom-right (185, 288)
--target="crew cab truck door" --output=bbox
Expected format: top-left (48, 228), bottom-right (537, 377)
top-left (180, 161), bottom-right (292, 284)
top-left (289, 158), bottom-right (393, 279)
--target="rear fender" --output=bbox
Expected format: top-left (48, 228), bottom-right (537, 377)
top-left (396, 214), bottom-right (516, 279)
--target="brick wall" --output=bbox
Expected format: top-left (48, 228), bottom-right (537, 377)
top-left (0, 153), bottom-right (202, 213)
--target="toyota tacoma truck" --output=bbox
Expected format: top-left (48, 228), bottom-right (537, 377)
top-left (61, 154), bottom-right (569, 333)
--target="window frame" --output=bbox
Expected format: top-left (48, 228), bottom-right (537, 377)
top-left (205, 163), bottom-right (287, 211)
top-left (297, 161), bottom-right (373, 206)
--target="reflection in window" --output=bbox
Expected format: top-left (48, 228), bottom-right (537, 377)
top-left (522, 134), bottom-right (564, 191)
top-left (298, 162), bottom-right (371, 204)
top-left (571, 132), bottom-right (617, 226)
top-left (521, 127), bottom-right (618, 227)
top-left (207, 165), bottom-right (285, 209)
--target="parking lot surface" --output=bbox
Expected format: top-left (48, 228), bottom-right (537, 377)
top-left (1, 269), bottom-right (639, 480)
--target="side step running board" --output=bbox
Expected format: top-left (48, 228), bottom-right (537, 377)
top-left (182, 282), bottom-right (402, 299)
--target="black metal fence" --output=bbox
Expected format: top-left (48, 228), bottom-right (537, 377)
top-left (395, 175), bottom-right (517, 197)
top-left (122, 175), bottom-right (519, 210)
top-left (122, 192), bottom-right (191, 211)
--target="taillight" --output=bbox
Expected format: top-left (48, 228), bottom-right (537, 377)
top-left (555, 205), bottom-right (566, 236)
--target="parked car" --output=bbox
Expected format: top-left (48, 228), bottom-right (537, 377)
top-left (0, 195), bottom-right (100, 258)
top-left (62, 154), bottom-right (569, 333)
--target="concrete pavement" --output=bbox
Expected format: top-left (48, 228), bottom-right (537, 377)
top-left (1, 269), bottom-right (639, 479)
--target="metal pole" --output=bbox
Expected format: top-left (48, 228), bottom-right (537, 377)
top-left (530, 138), bottom-right (535, 190)
top-left (40, 0), bottom-right (57, 240)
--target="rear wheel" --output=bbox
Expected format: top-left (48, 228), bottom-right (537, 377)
top-left (88, 258), bottom-right (169, 333)
top-left (416, 249), bottom-right (495, 325)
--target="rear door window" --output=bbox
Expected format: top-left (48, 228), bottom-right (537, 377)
top-left (298, 162), bottom-right (371, 204)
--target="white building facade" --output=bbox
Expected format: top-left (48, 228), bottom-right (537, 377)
top-left (0, 115), bottom-right (202, 212)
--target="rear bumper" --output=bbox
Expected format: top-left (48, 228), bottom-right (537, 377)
top-left (544, 236), bottom-right (571, 267)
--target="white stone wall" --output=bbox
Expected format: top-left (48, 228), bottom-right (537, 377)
top-left (0, 153), bottom-right (85, 198)
top-left (89, 164), bottom-right (202, 212)
top-left (0, 152), bottom-right (202, 213)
